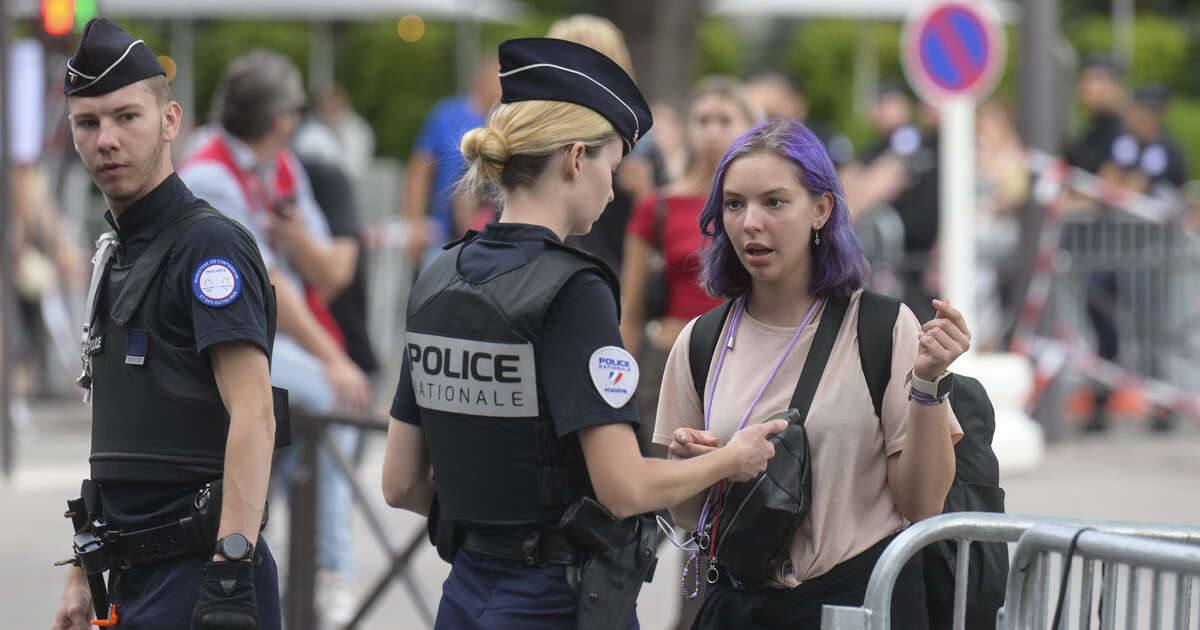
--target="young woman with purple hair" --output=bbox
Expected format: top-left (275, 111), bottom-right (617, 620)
top-left (651, 118), bottom-right (972, 629)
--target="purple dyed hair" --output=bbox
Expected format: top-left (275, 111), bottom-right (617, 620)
top-left (699, 118), bottom-right (869, 299)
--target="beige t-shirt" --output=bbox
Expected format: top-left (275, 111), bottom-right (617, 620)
top-left (652, 290), bottom-right (963, 587)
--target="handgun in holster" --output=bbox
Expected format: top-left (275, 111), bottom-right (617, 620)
top-left (427, 496), bottom-right (464, 563)
top-left (559, 497), bottom-right (660, 630)
top-left (61, 479), bottom-right (265, 619)
top-left (62, 479), bottom-right (112, 620)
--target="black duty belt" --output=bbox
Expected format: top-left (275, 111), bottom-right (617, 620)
top-left (107, 516), bottom-right (212, 566)
top-left (460, 528), bottom-right (583, 567)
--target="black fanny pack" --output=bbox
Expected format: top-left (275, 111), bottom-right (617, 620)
top-left (699, 296), bottom-right (849, 587)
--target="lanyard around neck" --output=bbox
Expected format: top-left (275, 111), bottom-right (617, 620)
top-left (693, 295), bottom-right (823, 543)
top-left (703, 295), bottom-right (824, 434)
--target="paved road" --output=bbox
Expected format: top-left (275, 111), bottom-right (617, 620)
top-left (3, 400), bottom-right (1198, 629)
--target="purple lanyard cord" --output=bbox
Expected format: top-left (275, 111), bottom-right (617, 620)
top-left (693, 296), bottom-right (823, 538)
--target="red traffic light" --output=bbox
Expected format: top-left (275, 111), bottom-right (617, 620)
top-left (42, 0), bottom-right (76, 37)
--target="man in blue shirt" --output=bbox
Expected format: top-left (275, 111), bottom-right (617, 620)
top-left (403, 55), bottom-right (500, 267)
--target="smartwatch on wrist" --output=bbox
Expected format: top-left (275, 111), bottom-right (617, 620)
top-left (907, 369), bottom-right (953, 400)
top-left (214, 533), bottom-right (254, 562)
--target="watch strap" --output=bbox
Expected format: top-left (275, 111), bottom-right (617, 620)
top-left (908, 369), bottom-right (952, 397)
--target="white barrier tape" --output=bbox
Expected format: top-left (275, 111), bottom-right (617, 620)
top-left (1028, 335), bottom-right (1200, 419)
top-left (1009, 164), bottom-right (1071, 356)
top-left (1026, 149), bottom-right (1180, 224)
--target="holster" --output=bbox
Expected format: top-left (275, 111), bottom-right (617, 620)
top-left (66, 480), bottom-right (110, 620)
top-left (561, 499), bottom-right (659, 630)
top-left (63, 479), bottom-right (258, 597)
top-left (427, 496), bottom-right (463, 563)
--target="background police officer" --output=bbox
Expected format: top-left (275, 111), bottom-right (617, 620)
top-left (381, 38), bottom-right (784, 629)
top-left (51, 18), bottom-right (281, 629)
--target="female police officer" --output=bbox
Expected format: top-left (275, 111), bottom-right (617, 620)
top-left (381, 38), bottom-right (786, 629)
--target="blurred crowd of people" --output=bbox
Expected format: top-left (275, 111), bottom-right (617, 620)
top-left (5, 12), bottom-right (1199, 627)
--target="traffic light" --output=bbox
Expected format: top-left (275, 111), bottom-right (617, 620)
top-left (41, 0), bottom-right (75, 37)
top-left (40, 0), bottom-right (96, 37)
top-left (74, 0), bottom-right (98, 31)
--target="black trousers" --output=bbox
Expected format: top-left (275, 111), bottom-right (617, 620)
top-left (106, 536), bottom-right (281, 630)
top-left (692, 535), bottom-right (928, 630)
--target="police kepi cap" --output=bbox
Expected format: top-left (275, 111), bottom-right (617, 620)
top-left (498, 38), bottom-right (652, 154)
top-left (1080, 53), bottom-right (1126, 79)
top-left (1133, 84), bottom-right (1170, 111)
top-left (64, 18), bottom-right (166, 97)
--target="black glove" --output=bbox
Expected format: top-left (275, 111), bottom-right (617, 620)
top-left (191, 560), bottom-right (259, 630)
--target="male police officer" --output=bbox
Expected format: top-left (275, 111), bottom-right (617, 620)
top-left (51, 18), bottom-right (282, 630)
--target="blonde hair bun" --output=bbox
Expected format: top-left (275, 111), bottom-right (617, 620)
top-left (461, 127), bottom-right (510, 182)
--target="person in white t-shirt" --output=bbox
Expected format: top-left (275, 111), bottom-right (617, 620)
top-left (653, 117), bottom-right (971, 630)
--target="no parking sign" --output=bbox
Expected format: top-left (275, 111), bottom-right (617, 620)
top-left (899, 1), bottom-right (1007, 344)
top-left (901, 1), bottom-right (1006, 105)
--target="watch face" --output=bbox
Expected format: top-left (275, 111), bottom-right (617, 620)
top-left (219, 534), bottom-right (252, 560)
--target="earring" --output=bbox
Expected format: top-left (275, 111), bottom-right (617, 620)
top-left (813, 228), bottom-right (822, 246)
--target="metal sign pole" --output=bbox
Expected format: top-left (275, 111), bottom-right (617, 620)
top-left (939, 98), bottom-right (976, 342)
top-left (0, 0), bottom-right (14, 479)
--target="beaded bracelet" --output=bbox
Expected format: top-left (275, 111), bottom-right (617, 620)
top-left (908, 386), bottom-right (948, 405)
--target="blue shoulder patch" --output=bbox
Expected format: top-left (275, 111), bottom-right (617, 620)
top-left (192, 257), bottom-right (243, 307)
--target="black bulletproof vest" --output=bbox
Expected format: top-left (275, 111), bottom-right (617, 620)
top-left (405, 233), bottom-right (619, 528)
top-left (89, 206), bottom-right (280, 484)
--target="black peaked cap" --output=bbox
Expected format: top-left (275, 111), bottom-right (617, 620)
top-left (1133, 84), bottom-right (1170, 111)
top-left (1080, 53), bottom-right (1126, 79)
top-left (498, 38), bottom-right (652, 154)
top-left (65, 18), bottom-right (166, 97)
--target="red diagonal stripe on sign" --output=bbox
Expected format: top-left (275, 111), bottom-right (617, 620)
top-left (930, 8), bottom-right (980, 88)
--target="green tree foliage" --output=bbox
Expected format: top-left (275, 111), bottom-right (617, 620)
top-left (137, 12), bottom-right (1197, 179)
top-left (694, 18), bottom-right (742, 79)
top-left (193, 21), bottom-right (311, 124)
top-left (338, 20), bottom-right (456, 160)
top-left (1067, 15), bottom-right (1189, 91)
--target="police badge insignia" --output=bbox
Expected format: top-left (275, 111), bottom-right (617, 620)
top-left (191, 257), bottom-right (243, 307)
top-left (588, 346), bottom-right (639, 409)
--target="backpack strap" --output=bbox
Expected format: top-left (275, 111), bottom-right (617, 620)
top-left (688, 299), bottom-right (736, 405)
top-left (857, 291), bottom-right (903, 421)
top-left (110, 206), bottom-right (228, 327)
top-left (788, 295), bottom-right (850, 424)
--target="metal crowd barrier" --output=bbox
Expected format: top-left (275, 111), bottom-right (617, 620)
top-left (820, 512), bottom-right (1200, 630)
top-left (284, 412), bottom-right (434, 630)
top-left (999, 524), bottom-right (1200, 630)
top-left (1050, 210), bottom-right (1200, 406)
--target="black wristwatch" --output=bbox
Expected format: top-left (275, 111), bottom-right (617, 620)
top-left (214, 533), bottom-right (254, 562)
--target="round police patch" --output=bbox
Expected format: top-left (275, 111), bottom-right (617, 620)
top-left (1111, 134), bottom-right (1139, 167)
top-left (1140, 144), bottom-right (1168, 177)
top-left (192, 257), bottom-right (242, 307)
top-left (588, 346), bottom-right (639, 409)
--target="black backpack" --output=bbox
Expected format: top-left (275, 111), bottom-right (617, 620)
top-left (689, 291), bottom-right (1007, 626)
top-left (855, 292), bottom-right (1007, 629)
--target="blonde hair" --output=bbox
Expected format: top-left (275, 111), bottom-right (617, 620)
top-left (546, 15), bottom-right (635, 79)
top-left (460, 100), bottom-right (617, 198)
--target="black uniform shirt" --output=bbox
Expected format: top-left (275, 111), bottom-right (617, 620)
top-left (392, 222), bottom-right (640, 438)
top-left (105, 173), bottom-right (272, 357)
top-left (99, 173), bottom-right (272, 527)
top-left (1066, 112), bottom-right (1124, 175)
